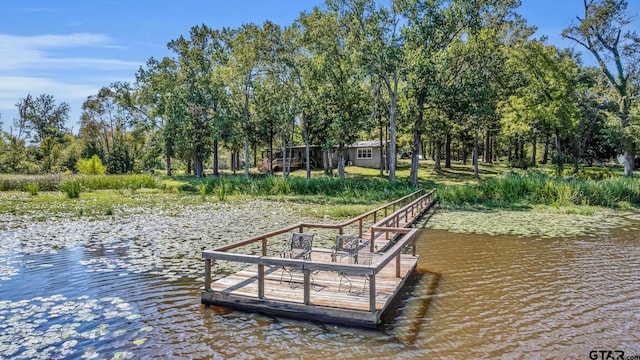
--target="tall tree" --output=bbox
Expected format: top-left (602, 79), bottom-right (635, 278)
top-left (562, 0), bottom-right (640, 175)
top-left (331, 0), bottom-right (403, 182)
top-left (401, 0), bottom-right (474, 186)
top-left (221, 24), bottom-right (263, 178)
top-left (136, 56), bottom-right (181, 176)
top-left (300, 6), bottom-right (368, 178)
top-left (167, 25), bottom-right (226, 178)
top-left (14, 93), bottom-right (69, 145)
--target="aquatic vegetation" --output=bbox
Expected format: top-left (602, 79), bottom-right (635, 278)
top-left (196, 181), bottom-right (208, 201)
top-left (437, 171), bottom-right (640, 209)
top-left (0, 295), bottom-right (140, 359)
top-left (58, 179), bottom-right (82, 199)
top-left (167, 175), bottom-right (415, 204)
top-left (0, 174), bottom-right (63, 191)
top-left (23, 183), bottom-right (40, 196)
top-left (426, 207), bottom-right (632, 238)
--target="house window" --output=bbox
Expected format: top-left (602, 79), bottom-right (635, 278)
top-left (357, 148), bottom-right (373, 159)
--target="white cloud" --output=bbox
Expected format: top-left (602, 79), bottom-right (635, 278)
top-left (0, 32), bottom-right (143, 129)
top-left (0, 76), bottom-right (99, 128)
top-left (0, 33), bottom-right (139, 71)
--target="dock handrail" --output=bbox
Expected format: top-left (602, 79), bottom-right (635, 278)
top-left (210, 188), bottom-right (432, 253)
top-left (202, 188), bottom-right (435, 313)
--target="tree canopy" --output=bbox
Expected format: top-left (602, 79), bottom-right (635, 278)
top-left (1, 0), bottom-right (638, 178)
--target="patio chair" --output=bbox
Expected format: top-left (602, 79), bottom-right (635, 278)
top-left (332, 235), bottom-right (374, 294)
top-left (338, 250), bottom-right (375, 295)
top-left (280, 232), bottom-right (314, 287)
top-left (331, 235), bottom-right (360, 264)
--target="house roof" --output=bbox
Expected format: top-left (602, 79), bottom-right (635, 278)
top-left (349, 140), bottom-right (388, 148)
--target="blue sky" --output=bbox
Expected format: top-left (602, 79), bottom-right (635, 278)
top-left (0, 0), bottom-right (638, 133)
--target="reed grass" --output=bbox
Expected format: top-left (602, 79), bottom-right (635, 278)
top-left (437, 171), bottom-right (640, 209)
top-left (183, 175), bottom-right (415, 204)
top-left (23, 183), bottom-right (40, 196)
top-left (0, 174), bottom-right (63, 191)
top-left (58, 179), bottom-right (82, 199)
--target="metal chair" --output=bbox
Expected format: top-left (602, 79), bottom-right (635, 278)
top-left (280, 232), bottom-right (314, 287)
top-left (331, 235), bottom-right (360, 264)
top-left (332, 235), bottom-right (374, 294)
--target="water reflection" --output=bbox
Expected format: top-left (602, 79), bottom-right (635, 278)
top-left (1, 215), bottom-right (639, 358)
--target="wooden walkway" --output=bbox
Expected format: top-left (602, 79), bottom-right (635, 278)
top-left (201, 188), bottom-right (435, 328)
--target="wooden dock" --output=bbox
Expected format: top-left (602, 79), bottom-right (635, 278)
top-left (201, 188), bottom-right (435, 328)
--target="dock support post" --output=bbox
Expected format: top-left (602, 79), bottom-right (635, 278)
top-left (261, 237), bottom-right (267, 256)
top-left (303, 269), bottom-right (311, 304)
top-left (412, 235), bottom-right (417, 256)
top-left (204, 259), bottom-right (212, 291)
top-left (396, 254), bottom-right (401, 278)
top-left (369, 275), bottom-right (376, 312)
top-left (258, 264), bottom-right (265, 299)
top-left (358, 218), bottom-right (363, 238)
top-left (370, 229), bottom-right (375, 252)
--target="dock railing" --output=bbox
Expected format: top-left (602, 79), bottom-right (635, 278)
top-left (202, 188), bottom-right (435, 313)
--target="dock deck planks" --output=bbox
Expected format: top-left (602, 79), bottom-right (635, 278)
top-left (207, 249), bottom-right (417, 312)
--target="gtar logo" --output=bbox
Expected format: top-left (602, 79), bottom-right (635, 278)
top-left (589, 350), bottom-right (625, 360)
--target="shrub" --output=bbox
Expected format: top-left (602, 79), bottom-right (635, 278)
top-left (58, 179), bottom-right (82, 199)
top-left (214, 183), bottom-right (231, 201)
top-left (76, 155), bottom-right (107, 175)
top-left (196, 181), bottom-right (208, 201)
top-left (23, 183), bottom-right (40, 196)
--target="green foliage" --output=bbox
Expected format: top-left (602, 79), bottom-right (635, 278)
top-left (58, 179), bottom-right (82, 199)
top-left (23, 183), bottom-right (40, 196)
top-left (437, 171), bottom-right (640, 209)
top-left (561, 166), bottom-right (616, 180)
top-left (213, 183), bottom-right (230, 202)
top-left (173, 175), bottom-right (414, 203)
top-left (76, 175), bottom-right (159, 191)
top-left (105, 142), bottom-right (134, 174)
top-left (76, 155), bottom-right (107, 175)
top-left (196, 181), bottom-right (208, 201)
top-left (0, 175), bottom-right (63, 191)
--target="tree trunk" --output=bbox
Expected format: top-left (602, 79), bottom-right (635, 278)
top-left (166, 154), bottom-right (172, 176)
top-left (244, 133), bottom-right (250, 178)
top-left (282, 133), bottom-right (288, 178)
top-left (554, 128), bottom-right (563, 174)
top-left (531, 135), bottom-right (537, 166)
top-left (542, 130), bottom-right (550, 164)
top-left (379, 126), bottom-right (384, 177)
top-left (231, 152), bottom-right (236, 175)
top-left (473, 129), bottom-right (479, 180)
top-left (388, 74), bottom-right (398, 183)
top-left (623, 144), bottom-right (636, 176)
top-left (303, 112), bottom-right (311, 179)
top-left (484, 130), bottom-right (491, 164)
top-left (213, 140), bottom-right (219, 176)
top-left (434, 141), bottom-right (442, 173)
top-left (268, 130), bottom-right (274, 176)
top-left (410, 99), bottom-right (423, 187)
top-left (194, 156), bottom-right (204, 178)
top-left (338, 145), bottom-right (345, 179)
top-left (445, 133), bottom-right (452, 168)
top-left (462, 143), bottom-right (467, 165)
top-left (253, 143), bottom-right (257, 170)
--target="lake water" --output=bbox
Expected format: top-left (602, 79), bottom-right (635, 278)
top-left (1, 212), bottom-right (639, 359)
